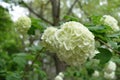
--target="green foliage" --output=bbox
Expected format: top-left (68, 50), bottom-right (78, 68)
top-left (13, 53), bottom-right (27, 69)
top-left (28, 17), bottom-right (46, 35)
top-left (118, 47), bottom-right (120, 52)
top-left (63, 15), bottom-right (80, 22)
top-left (0, 6), bottom-right (13, 31)
top-left (90, 15), bottom-right (102, 25)
top-left (94, 48), bottom-right (112, 65)
top-left (0, 6), bottom-right (22, 53)
top-left (6, 72), bottom-right (22, 80)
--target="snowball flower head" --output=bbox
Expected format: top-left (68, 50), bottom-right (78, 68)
top-left (100, 15), bottom-right (120, 32)
top-left (92, 70), bottom-right (99, 77)
top-left (104, 61), bottom-right (116, 73)
top-left (41, 21), bottom-right (95, 66)
top-left (15, 16), bottom-right (31, 33)
top-left (104, 72), bottom-right (115, 80)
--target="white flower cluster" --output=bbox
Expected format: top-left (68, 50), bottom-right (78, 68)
top-left (92, 70), bottom-right (100, 77)
top-left (100, 15), bottom-right (120, 32)
top-left (104, 61), bottom-right (116, 79)
top-left (41, 27), bottom-right (58, 53)
top-left (54, 72), bottom-right (64, 80)
top-left (15, 16), bottom-right (31, 33)
top-left (104, 61), bottom-right (116, 73)
top-left (41, 21), bottom-right (95, 66)
top-left (104, 72), bottom-right (115, 80)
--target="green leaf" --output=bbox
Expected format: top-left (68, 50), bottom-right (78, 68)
top-left (88, 25), bottom-right (105, 31)
top-left (73, 71), bottom-right (81, 77)
top-left (107, 41), bottom-right (118, 49)
top-left (106, 31), bottom-right (120, 38)
top-left (6, 72), bottom-right (21, 80)
top-left (38, 70), bottom-right (47, 79)
top-left (90, 15), bottom-right (102, 25)
top-left (87, 25), bottom-right (109, 34)
top-left (87, 68), bottom-right (94, 76)
top-left (28, 45), bottom-right (43, 52)
top-left (64, 15), bottom-right (79, 22)
top-left (28, 25), bottom-right (36, 35)
top-left (118, 47), bottom-right (120, 52)
top-left (28, 17), bottom-right (46, 35)
top-left (94, 48), bottom-right (112, 64)
top-left (28, 18), bottom-right (47, 35)
top-left (12, 53), bottom-right (27, 69)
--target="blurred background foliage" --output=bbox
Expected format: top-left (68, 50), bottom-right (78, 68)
top-left (0, 0), bottom-right (120, 80)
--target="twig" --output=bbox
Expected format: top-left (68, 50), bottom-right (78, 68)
top-left (66, 0), bottom-right (79, 15)
top-left (22, 48), bottom-right (44, 80)
top-left (77, 0), bottom-right (91, 21)
top-left (29, 52), bottom-right (41, 68)
top-left (97, 39), bottom-right (120, 55)
top-left (21, 0), bottom-right (53, 25)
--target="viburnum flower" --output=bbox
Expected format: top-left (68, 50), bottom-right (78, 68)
top-left (54, 76), bottom-right (63, 80)
top-left (41, 21), bottom-right (95, 66)
top-left (104, 61), bottom-right (116, 73)
top-left (92, 70), bottom-right (100, 77)
top-left (41, 27), bottom-right (58, 53)
top-left (15, 16), bottom-right (31, 34)
top-left (100, 15), bottom-right (120, 32)
top-left (54, 72), bottom-right (64, 80)
top-left (104, 72), bottom-right (115, 80)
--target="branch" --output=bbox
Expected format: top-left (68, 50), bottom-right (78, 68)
top-left (97, 39), bottom-right (120, 55)
top-left (77, 1), bottom-right (91, 21)
top-left (22, 48), bottom-right (44, 80)
top-left (21, 1), bottom-right (53, 25)
top-left (66, 0), bottom-right (79, 15)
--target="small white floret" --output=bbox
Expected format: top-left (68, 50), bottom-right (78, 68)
top-left (104, 72), bottom-right (115, 79)
top-left (104, 61), bottom-right (116, 73)
top-left (92, 70), bottom-right (99, 77)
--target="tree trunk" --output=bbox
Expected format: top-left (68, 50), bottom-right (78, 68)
top-left (50, 0), bottom-right (67, 74)
top-left (50, 0), bottom-right (60, 26)
top-left (53, 55), bottom-right (67, 74)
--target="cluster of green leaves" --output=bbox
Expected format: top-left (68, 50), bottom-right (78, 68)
top-left (28, 17), bottom-right (47, 35)
top-left (0, 6), bottom-right (22, 53)
top-left (0, 6), bottom-right (48, 80)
